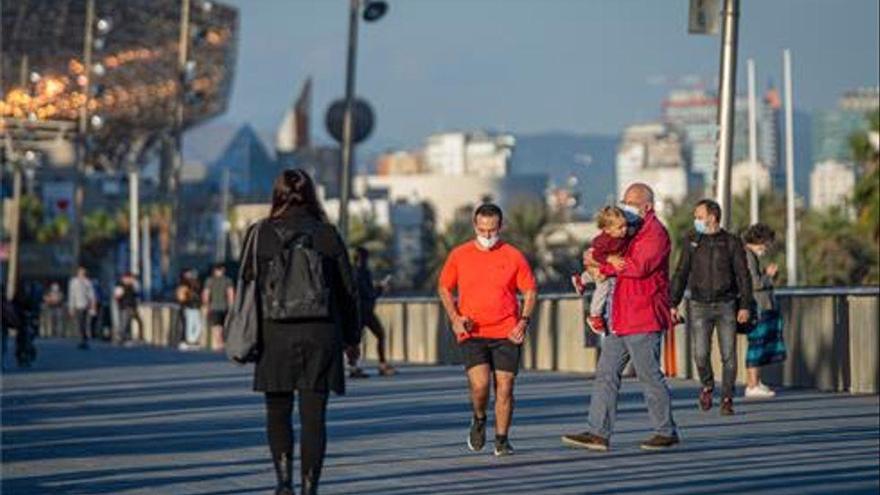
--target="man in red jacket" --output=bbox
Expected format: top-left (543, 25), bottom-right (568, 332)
top-left (562, 183), bottom-right (679, 451)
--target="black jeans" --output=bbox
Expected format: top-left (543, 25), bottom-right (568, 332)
top-left (116, 307), bottom-right (143, 343)
top-left (691, 300), bottom-right (738, 398)
top-left (265, 390), bottom-right (329, 483)
top-left (74, 309), bottom-right (91, 343)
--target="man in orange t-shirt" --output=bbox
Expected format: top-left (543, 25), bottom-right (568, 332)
top-left (438, 203), bottom-right (537, 457)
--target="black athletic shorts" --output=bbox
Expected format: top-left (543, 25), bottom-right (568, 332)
top-left (460, 338), bottom-right (522, 375)
top-left (208, 310), bottom-right (228, 327)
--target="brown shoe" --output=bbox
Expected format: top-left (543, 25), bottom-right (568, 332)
top-left (699, 387), bottom-right (713, 411)
top-left (561, 431), bottom-right (609, 451)
top-left (640, 434), bottom-right (680, 451)
top-left (378, 364), bottom-right (397, 376)
top-left (720, 397), bottom-right (735, 416)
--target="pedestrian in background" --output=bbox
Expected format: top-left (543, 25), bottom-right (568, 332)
top-left (114, 272), bottom-right (142, 346)
top-left (177, 269), bottom-right (203, 350)
top-left (67, 266), bottom-right (97, 350)
top-left (42, 282), bottom-right (65, 337)
top-left (670, 199), bottom-right (752, 416)
top-left (202, 263), bottom-right (234, 351)
top-left (742, 223), bottom-right (787, 399)
top-left (348, 246), bottom-right (396, 378)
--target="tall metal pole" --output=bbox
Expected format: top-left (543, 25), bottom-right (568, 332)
top-left (5, 60), bottom-right (30, 300)
top-left (73, 0), bottom-right (96, 267)
top-left (714, 0), bottom-right (739, 230)
top-left (129, 167), bottom-right (140, 276)
top-left (170, 0), bottom-right (191, 279)
top-left (142, 216), bottom-right (152, 300)
top-left (747, 58), bottom-right (759, 225)
top-left (5, 154), bottom-right (22, 302)
top-left (783, 49), bottom-right (798, 285)
top-left (217, 167), bottom-right (230, 262)
top-left (339, 0), bottom-right (360, 242)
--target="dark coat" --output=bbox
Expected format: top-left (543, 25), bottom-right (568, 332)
top-left (249, 207), bottom-right (361, 395)
top-left (670, 229), bottom-right (752, 310)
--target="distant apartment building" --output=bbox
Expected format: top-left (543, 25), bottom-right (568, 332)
top-left (839, 87), bottom-right (880, 113)
top-left (810, 160), bottom-right (856, 212)
top-left (616, 122), bottom-right (693, 217)
top-left (813, 87), bottom-right (879, 164)
top-left (423, 131), bottom-right (514, 177)
top-left (662, 87), bottom-right (781, 192)
top-left (356, 173), bottom-right (547, 231)
top-left (389, 201), bottom-right (434, 290)
top-left (734, 87), bottom-right (782, 185)
top-left (730, 160), bottom-right (772, 197)
top-left (376, 150), bottom-right (426, 175)
top-left (662, 90), bottom-right (718, 189)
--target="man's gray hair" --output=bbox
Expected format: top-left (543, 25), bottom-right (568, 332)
top-left (625, 183), bottom-right (655, 204)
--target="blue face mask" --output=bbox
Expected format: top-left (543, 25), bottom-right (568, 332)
top-left (694, 219), bottom-right (707, 234)
top-left (619, 203), bottom-right (642, 224)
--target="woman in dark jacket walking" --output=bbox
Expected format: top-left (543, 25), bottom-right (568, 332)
top-left (245, 169), bottom-right (361, 495)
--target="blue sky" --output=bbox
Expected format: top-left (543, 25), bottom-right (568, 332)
top-left (217, 0), bottom-right (879, 149)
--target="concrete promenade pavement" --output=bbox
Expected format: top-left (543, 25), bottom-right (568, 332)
top-left (2, 339), bottom-right (879, 494)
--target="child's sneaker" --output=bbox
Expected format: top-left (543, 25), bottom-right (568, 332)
top-left (587, 315), bottom-right (606, 335)
top-left (571, 273), bottom-right (587, 295)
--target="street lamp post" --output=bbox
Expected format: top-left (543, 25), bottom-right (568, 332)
top-left (73, 0), bottom-right (97, 267)
top-left (338, 0), bottom-right (387, 242)
top-left (714, 0), bottom-right (739, 230)
top-left (3, 146), bottom-right (23, 302)
top-left (339, 0), bottom-right (361, 243)
top-left (782, 49), bottom-right (798, 285)
top-left (747, 58), bottom-right (759, 225)
top-left (168, 0), bottom-right (192, 281)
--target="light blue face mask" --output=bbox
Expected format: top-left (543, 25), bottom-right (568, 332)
top-left (619, 203), bottom-right (642, 224)
top-left (694, 219), bottom-right (707, 234)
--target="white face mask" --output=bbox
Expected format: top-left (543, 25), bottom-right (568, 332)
top-left (476, 235), bottom-right (499, 249)
top-left (619, 203), bottom-right (642, 220)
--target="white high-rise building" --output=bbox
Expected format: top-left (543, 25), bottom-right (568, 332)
top-left (616, 122), bottom-right (690, 217)
top-left (731, 160), bottom-right (772, 197)
top-left (423, 131), bottom-right (514, 177)
top-left (424, 132), bottom-right (467, 175)
top-left (810, 160), bottom-right (856, 211)
top-left (663, 87), bottom-right (781, 192)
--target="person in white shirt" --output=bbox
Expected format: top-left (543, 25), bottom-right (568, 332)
top-left (67, 266), bottom-right (97, 350)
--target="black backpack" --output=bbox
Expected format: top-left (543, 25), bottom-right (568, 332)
top-left (261, 223), bottom-right (331, 321)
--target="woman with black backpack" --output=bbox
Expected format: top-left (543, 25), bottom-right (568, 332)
top-left (243, 169), bottom-right (361, 495)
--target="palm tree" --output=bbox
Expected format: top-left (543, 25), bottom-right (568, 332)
top-left (422, 206), bottom-right (474, 291)
top-left (82, 208), bottom-right (124, 266)
top-left (799, 207), bottom-right (875, 285)
top-left (504, 200), bottom-right (556, 284)
top-left (849, 110), bottom-right (880, 241)
top-left (347, 212), bottom-right (394, 274)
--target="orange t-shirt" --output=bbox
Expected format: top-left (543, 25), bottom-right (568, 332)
top-left (439, 241), bottom-right (537, 340)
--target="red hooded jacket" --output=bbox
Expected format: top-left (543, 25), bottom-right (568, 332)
top-left (599, 211), bottom-right (672, 335)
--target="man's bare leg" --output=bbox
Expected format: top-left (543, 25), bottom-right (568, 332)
top-left (467, 364), bottom-right (491, 419)
top-left (493, 371), bottom-right (515, 436)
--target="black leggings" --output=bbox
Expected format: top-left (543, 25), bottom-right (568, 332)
top-left (265, 390), bottom-right (329, 479)
top-left (363, 311), bottom-right (387, 364)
